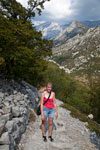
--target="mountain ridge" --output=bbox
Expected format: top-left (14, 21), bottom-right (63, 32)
top-left (54, 21), bottom-right (89, 45)
top-left (34, 20), bottom-right (100, 40)
top-left (51, 26), bottom-right (100, 80)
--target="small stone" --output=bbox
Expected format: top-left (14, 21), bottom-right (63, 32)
top-left (0, 132), bottom-right (10, 145)
top-left (13, 90), bottom-right (17, 94)
top-left (88, 114), bottom-right (94, 119)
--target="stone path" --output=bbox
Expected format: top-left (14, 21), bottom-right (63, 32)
top-left (18, 99), bottom-right (100, 150)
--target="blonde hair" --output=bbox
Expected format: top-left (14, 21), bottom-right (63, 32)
top-left (47, 82), bottom-right (52, 87)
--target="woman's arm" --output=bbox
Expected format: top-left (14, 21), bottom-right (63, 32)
top-left (40, 92), bottom-right (45, 120)
top-left (53, 92), bottom-right (58, 119)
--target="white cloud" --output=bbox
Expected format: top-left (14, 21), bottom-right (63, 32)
top-left (16, 0), bottom-right (73, 19)
top-left (16, 0), bottom-right (28, 7)
top-left (43, 0), bottom-right (73, 19)
top-left (16, 0), bottom-right (100, 23)
top-left (70, 0), bottom-right (100, 21)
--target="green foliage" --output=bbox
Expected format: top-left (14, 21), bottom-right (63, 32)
top-left (54, 55), bottom-right (68, 65)
top-left (0, 0), bottom-right (52, 85)
top-left (1, 0), bottom-right (100, 129)
top-left (0, 0), bottom-right (50, 21)
top-left (88, 78), bottom-right (100, 123)
top-left (42, 62), bottom-right (100, 124)
top-left (27, 0), bottom-right (51, 17)
top-left (41, 62), bottom-right (91, 113)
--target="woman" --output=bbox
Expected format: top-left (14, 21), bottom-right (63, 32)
top-left (40, 82), bottom-right (58, 142)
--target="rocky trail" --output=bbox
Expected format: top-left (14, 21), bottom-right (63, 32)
top-left (0, 78), bottom-right (100, 150)
top-left (18, 99), bottom-right (100, 150)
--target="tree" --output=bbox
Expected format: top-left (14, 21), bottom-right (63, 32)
top-left (0, 0), bottom-right (50, 21)
top-left (0, 0), bottom-right (52, 86)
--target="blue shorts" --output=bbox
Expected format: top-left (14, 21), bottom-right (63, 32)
top-left (43, 106), bottom-right (55, 119)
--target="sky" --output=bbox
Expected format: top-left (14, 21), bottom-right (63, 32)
top-left (17, 0), bottom-right (100, 24)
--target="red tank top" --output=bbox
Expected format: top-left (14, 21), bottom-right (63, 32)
top-left (43, 96), bottom-right (55, 109)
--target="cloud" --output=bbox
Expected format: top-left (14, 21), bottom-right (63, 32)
top-left (16, 0), bottom-right (28, 7)
top-left (16, 0), bottom-right (100, 23)
top-left (70, 0), bottom-right (100, 21)
top-left (43, 0), bottom-right (72, 19)
top-left (16, 0), bottom-right (73, 19)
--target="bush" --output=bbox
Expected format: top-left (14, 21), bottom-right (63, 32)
top-left (88, 78), bottom-right (100, 123)
top-left (41, 62), bottom-right (91, 114)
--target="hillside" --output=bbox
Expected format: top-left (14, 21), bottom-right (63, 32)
top-left (35, 22), bottom-right (63, 40)
top-left (54, 21), bottom-right (89, 45)
top-left (51, 26), bottom-right (100, 82)
top-left (35, 20), bottom-right (100, 41)
top-left (0, 1), bottom-right (100, 149)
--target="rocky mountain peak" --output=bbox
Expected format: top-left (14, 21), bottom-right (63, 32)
top-left (68, 21), bottom-right (88, 30)
top-left (54, 21), bottom-right (89, 45)
top-left (35, 20), bottom-right (100, 41)
top-left (47, 22), bottom-right (62, 31)
top-left (52, 25), bottom-right (100, 80)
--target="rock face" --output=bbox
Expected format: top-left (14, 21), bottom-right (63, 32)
top-left (18, 99), bottom-right (100, 150)
top-left (35, 22), bottom-right (63, 40)
top-left (54, 21), bottom-right (89, 45)
top-left (0, 78), bottom-right (39, 150)
top-left (51, 26), bottom-right (100, 78)
top-left (35, 20), bottom-right (100, 41)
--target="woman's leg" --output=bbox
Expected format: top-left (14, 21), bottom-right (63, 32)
top-left (41, 118), bottom-right (47, 136)
top-left (48, 108), bottom-right (55, 137)
top-left (48, 118), bottom-right (53, 136)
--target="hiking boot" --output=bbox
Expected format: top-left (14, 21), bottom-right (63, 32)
top-left (48, 136), bottom-right (54, 142)
top-left (43, 136), bottom-right (47, 142)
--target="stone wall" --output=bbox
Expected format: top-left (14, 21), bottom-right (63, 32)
top-left (0, 78), bottom-right (39, 150)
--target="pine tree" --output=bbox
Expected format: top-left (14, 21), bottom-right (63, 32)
top-left (0, 0), bottom-right (52, 85)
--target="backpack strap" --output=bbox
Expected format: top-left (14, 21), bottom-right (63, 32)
top-left (43, 90), bottom-right (52, 105)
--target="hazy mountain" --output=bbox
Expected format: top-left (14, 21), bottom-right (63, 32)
top-left (81, 20), bottom-right (100, 27)
top-left (34, 20), bottom-right (100, 41)
top-left (35, 22), bottom-right (63, 40)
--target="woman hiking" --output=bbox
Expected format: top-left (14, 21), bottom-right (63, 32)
top-left (40, 82), bottom-right (58, 142)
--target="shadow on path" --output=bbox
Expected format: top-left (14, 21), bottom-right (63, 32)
top-left (90, 132), bottom-right (100, 150)
top-left (39, 119), bottom-right (57, 133)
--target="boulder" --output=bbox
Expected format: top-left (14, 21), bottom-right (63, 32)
top-left (0, 132), bottom-right (10, 145)
top-left (88, 114), bottom-right (94, 119)
top-left (12, 106), bottom-right (21, 117)
top-left (5, 120), bottom-right (14, 133)
top-left (0, 120), bottom-right (6, 137)
top-left (1, 113), bottom-right (12, 122)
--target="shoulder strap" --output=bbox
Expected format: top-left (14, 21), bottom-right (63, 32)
top-left (43, 90), bottom-right (51, 105)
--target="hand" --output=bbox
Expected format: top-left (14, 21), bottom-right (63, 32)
top-left (41, 114), bottom-right (45, 120)
top-left (55, 111), bottom-right (58, 119)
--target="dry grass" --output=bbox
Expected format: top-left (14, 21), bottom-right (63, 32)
top-left (29, 109), bottom-right (36, 122)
